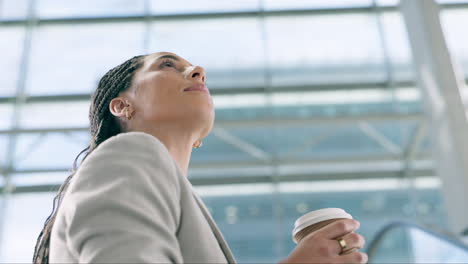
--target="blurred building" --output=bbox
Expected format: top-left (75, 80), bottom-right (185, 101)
top-left (1, 0), bottom-right (468, 262)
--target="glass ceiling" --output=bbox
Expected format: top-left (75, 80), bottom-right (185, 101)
top-left (0, 0), bottom-right (467, 184)
top-left (1, 1), bottom-right (466, 262)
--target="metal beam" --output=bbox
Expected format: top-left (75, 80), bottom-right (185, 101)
top-left (0, 80), bottom-right (419, 104)
top-left (6, 153), bottom-right (431, 174)
top-left (0, 0), bottom-right (38, 256)
top-left (0, 113), bottom-right (423, 135)
top-left (190, 168), bottom-right (434, 186)
top-left (0, 93), bottom-right (91, 104)
top-left (402, 122), bottom-right (427, 164)
top-left (13, 132), bottom-right (47, 164)
top-left (401, 0), bottom-right (468, 235)
top-left (211, 127), bottom-right (272, 162)
top-left (217, 113), bottom-right (422, 128)
top-left (4, 160), bottom-right (434, 194)
top-left (0, 6), bottom-right (400, 26)
top-left (283, 126), bottom-right (341, 158)
top-left (1, 2), bottom-right (467, 27)
top-left (401, 122), bottom-right (427, 222)
top-left (0, 127), bottom-right (89, 135)
top-left (359, 122), bottom-right (402, 154)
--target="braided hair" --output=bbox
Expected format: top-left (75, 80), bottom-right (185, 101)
top-left (32, 54), bottom-right (146, 264)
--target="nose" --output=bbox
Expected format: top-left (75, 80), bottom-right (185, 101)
top-left (188, 66), bottom-right (206, 83)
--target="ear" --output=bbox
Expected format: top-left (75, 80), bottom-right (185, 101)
top-left (109, 97), bottom-right (128, 119)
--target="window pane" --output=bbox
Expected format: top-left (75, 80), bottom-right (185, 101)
top-left (150, 18), bottom-right (265, 90)
top-left (0, 104), bottom-right (13, 130)
top-left (190, 132), bottom-right (258, 164)
top-left (150, 0), bottom-right (259, 14)
top-left (438, 0), bottom-right (468, 3)
top-left (11, 172), bottom-right (68, 186)
top-left (441, 8), bottom-right (468, 77)
top-left (0, 135), bottom-right (9, 167)
top-left (0, 26), bottom-right (24, 97)
top-left (278, 178), bottom-right (448, 261)
top-left (213, 87), bottom-right (421, 120)
top-left (265, 14), bottom-right (385, 87)
top-left (377, 0), bottom-right (399, 6)
top-left (380, 12), bottom-right (414, 82)
top-left (14, 131), bottom-right (90, 170)
top-left (37, 0), bottom-right (145, 18)
top-left (0, 192), bottom-right (56, 263)
top-left (194, 184), bottom-right (279, 263)
top-left (265, 0), bottom-right (372, 10)
top-left (0, 0), bottom-right (29, 20)
top-left (266, 0), bottom-right (402, 8)
top-left (19, 101), bottom-right (90, 129)
top-left (27, 23), bottom-right (145, 95)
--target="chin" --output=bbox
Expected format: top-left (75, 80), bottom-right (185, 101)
top-left (200, 111), bottom-right (215, 138)
top-left (202, 116), bottom-right (215, 138)
top-left (180, 107), bottom-right (214, 137)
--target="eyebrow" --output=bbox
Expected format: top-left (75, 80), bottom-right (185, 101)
top-left (156, 54), bottom-right (180, 61)
top-left (152, 54), bottom-right (193, 67)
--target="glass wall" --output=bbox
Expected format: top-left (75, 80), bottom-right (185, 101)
top-left (1, 0), bottom-right (467, 262)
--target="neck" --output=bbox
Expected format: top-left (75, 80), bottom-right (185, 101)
top-left (135, 126), bottom-right (197, 177)
top-left (164, 137), bottom-right (193, 177)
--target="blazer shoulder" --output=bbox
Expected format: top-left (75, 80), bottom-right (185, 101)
top-left (73, 131), bottom-right (182, 194)
top-left (55, 133), bottom-right (184, 263)
top-left (93, 131), bottom-right (172, 162)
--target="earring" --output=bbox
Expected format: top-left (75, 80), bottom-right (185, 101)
top-left (193, 140), bottom-right (203, 148)
top-left (124, 100), bottom-right (134, 120)
top-left (124, 107), bottom-right (133, 120)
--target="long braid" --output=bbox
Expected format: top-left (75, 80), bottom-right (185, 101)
top-left (91, 56), bottom-right (143, 146)
top-left (33, 55), bottom-right (145, 264)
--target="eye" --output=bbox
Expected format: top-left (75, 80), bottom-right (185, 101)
top-left (161, 59), bottom-right (175, 68)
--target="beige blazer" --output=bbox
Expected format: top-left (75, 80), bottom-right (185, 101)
top-left (50, 132), bottom-right (237, 263)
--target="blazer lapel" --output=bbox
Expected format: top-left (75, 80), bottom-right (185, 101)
top-left (192, 191), bottom-right (237, 264)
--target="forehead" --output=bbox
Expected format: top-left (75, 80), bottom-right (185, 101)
top-left (144, 52), bottom-right (192, 67)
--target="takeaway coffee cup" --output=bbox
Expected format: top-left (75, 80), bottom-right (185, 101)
top-left (292, 208), bottom-right (353, 245)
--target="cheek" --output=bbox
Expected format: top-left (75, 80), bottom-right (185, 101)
top-left (167, 94), bottom-right (214, 123)
top-left (135, 73), bottom-right (214, 123)
top-left (140, 92), bottom-right (180, 121)
top-left (136, 74), bottom-right (182, 117)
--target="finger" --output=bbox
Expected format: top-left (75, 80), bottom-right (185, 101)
top-left (315, 235), bottom-right (364, 258)
top-left (339, 232), bottom-right (366, 253)
top-left (339, 251), bottom-right (368, 264)
top-left (321, 238), bottom-right (346, 256)
top-left (315, 219), bottom-right (360, 240)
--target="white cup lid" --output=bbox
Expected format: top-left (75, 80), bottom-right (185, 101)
top-left (292, 208), bottom-right (352, 241)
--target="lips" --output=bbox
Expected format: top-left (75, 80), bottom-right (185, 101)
top-left (183, 83), bottom-right (209, 93)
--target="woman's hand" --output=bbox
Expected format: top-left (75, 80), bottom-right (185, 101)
top-left (280, 219), bottom-right (367, 264)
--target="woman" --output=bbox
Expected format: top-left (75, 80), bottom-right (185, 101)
top-left (33, 52), bottom-right (367, 263)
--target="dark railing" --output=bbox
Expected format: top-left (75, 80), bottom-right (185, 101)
top-left (367, 221), bottom-right (468, 263)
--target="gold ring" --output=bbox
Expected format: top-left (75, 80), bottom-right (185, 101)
top-left (336, 238), bottom-right (347, 254)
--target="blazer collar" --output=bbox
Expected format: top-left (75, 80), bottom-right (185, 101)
top-left (192, 191), bottom-right (237, 264)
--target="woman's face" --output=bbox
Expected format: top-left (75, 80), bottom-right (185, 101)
top-left (126, 52), bottom-right (214, 138)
